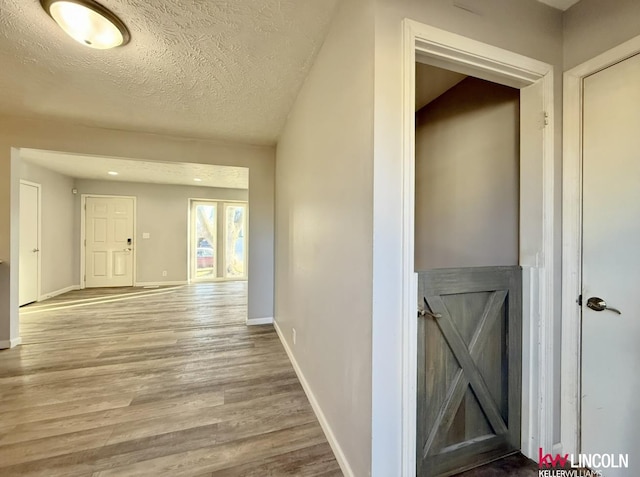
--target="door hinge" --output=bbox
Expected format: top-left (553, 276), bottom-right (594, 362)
top-left (84, 239), bottom-right (86, 246)
top-left (543, 112), bottom-right (549, 127)
top-left (577, 294), bottom-right (582, 306)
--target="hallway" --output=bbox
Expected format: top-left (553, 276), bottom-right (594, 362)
top-left (0, 283), bottom-right (341, 476)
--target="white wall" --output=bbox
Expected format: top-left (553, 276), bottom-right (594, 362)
top-left (564, 0), bottom-right (640, 70)
top-left (20, 161), bottom-right (76, 298)
top-left (415, 77), bottom-right (520, 270)
top-left (75, 180), bottom-right (247, 284)
top-left (274, 0), bottom-right (375, 474)
top-left (0, 114), bottom-right (275, 347)
top-left (372, 1), bottom-right (563, 474)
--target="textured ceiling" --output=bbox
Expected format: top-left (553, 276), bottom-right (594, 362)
top-left (21, 149), bottom-right (249, 189)
top-left (0, 0), bottom-right (340, 145)
top-left (536, 0), bottom-right (581, 11)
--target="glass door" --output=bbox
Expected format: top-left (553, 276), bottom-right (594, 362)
top-left (224, 203), bottom-right (247, 279)
top-left (191, 201), bottom-right (217, 280)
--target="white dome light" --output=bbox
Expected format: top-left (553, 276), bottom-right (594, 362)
top-left (41, 0), bottom-right (130, 50)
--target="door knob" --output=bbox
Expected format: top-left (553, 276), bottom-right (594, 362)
top-left (586, 297), bottom-right (622, 315)
top-left (32, 248), bottom-right (40, 253)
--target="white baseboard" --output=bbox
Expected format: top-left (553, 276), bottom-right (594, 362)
top-left (273, 320), bottom-right (354, 477)
top-left (38, 284), bottom-right (80, 302)
top-left (134, 281), bottom-right (187, 287)
top-left (0, 337), bottom-right (22, 349)
top-left (246, 316), bottom-right (273, 326)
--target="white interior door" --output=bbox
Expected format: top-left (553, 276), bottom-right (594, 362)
top-left (19, 182), bottom-right (40, 306)
top-left (85, 196), bottom-right (135, 288)
top-left (581, 53), bottom-right (640, 475)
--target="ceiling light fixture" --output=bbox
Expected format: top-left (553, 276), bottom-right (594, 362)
top-left (108, 171), bottom-right (118, 176)
top-left (193, 178), bottom-right (202, 182)
top-left (40, 0), bottom-right (130, 49)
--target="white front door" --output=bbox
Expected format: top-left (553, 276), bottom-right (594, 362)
top-left (85, 196), bottom-right (135, 288)
top-left (19, 181), bottom-right (40, 306)
top-left (581, 52), bottom-right (640, 475)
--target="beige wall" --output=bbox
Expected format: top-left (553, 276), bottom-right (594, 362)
top-left (20, 162), bottom-right (76, 298)
top-left (0, 114), bottom-right (275, 346)
top-left (371, 1), bottom-right (563, 474)
top-left (274, 0), bottom-right (375, 474)
top-left (415, 77), bottom-right (520, 270)
top-left (564, 0), bottom-right (640, 70)
top-left (75, 180), bottom-right (247, 284)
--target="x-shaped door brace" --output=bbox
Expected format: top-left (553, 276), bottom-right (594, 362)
top-left (421, 290), bottom-right (509, 458)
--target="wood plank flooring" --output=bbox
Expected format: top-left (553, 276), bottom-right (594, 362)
top-left (0, 283), bottom-right (342, 477)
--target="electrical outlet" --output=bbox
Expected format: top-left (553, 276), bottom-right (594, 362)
top-left (162, 270), bottom-right (167, 277)
top-left (292, 328), bottom-right (297, 345)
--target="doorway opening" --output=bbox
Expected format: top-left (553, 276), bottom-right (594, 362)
top-left (16, 148), bottom-right (249, 304)
top-left (189, 199), bottom-right (248, 282)
top-left (401, 20), bottom-right (556, 476)
top-left (414, 66), bottom-right (522, 476)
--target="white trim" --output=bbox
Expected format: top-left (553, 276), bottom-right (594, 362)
top-left (38, 284), bottom-right (80, 302)
top-left (246, 316), bottom-right (273, 326)
top-left (552, 442), bottom-right (563, 455)
top-left (520, 266), bottom-right (538, 455)
top-left (273, 320), bottom-right (354, 477)
top-left (80, 194), bottom-right (137, 289)
top-left (0, 337), bottom-right (22, 349)
top-left (561, 34), bottom-right (640, 457)
top-left (134, 280), bottom-right (187, 287)
top-left (401, 19), bottom-right (555, 474)
top-left (20, 180), bottom-right (42, 305)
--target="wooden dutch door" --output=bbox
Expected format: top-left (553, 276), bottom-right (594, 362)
top-left (417, 266), bottom-right (522, 476)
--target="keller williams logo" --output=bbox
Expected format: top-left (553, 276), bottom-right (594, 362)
top-left (538, 448), bottom-right (629, 475)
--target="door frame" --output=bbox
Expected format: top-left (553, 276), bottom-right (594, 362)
top-left (561, 34), bottom-right (640, 457)
top-left (401, 20), bottom-right (556, 474)
top-left (19, 179), bottom-right (42, 302)
top-left (80, 194), bottom-right (137, 289)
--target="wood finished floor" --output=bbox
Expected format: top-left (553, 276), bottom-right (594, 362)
top-left (0, 283), bottom-right (342, 477)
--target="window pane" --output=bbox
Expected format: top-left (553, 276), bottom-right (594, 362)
top-left (195, 204), bottom-right (216, 278)
top-left (225, 205), bottom-right (246, 278)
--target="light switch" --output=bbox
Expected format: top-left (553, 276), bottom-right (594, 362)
top-left (142, 232), bottom-right (150, 239)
